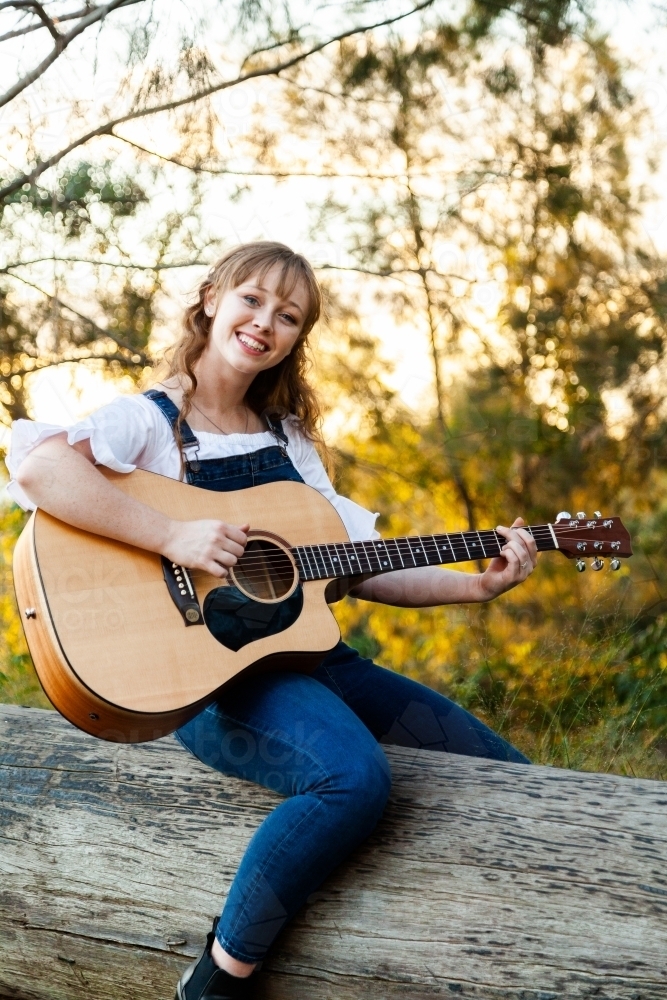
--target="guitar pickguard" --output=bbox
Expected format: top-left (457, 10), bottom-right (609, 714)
top-left (202, 584), bottom-right (304, 652)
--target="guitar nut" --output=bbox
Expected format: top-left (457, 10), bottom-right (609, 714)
top-left (24, 608), bottom-right (36, 619)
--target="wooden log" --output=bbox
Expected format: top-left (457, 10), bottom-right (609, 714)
top-left (2, 704), bottom-right (667, 1000)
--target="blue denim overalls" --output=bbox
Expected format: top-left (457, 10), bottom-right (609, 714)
top-left (144, 389), bottom-right (529, 965)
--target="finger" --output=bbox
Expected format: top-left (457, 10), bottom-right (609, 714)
top-left (510, 542), bottom-right (535, 575)
top-left (498, 536), bottom-right (531, 576)
top-left (219, 538), bottom-right (246, 559)
top-left (214, 549), bottom-right (240, 568)
top-left (203, 559), bottom-right (228, 578)
top-left (515, 528), bottom-right (538, 565)
top-left (511, 516), bottom-right (525, 527)
top-left (507, 531), bottom-right (532, 561)
top-left (498, 525), bottom-right (536, 569)
top-left (225, 523), bottom-right (250, 544)
top-left (501, 543), bottom-right (521, 569)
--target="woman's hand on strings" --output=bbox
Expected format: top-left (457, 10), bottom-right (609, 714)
top-left (163, 519), bottom-right (249, 577)
top-left (477, 517), bottom-right (538, 601)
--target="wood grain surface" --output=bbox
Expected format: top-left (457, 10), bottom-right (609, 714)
top-left (2, 704), bottom-right (667, 1000)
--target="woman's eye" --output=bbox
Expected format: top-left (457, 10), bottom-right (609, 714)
top-left (244, 295), bottom-right (259, 306)
top-left (280, 313), bottom-right (297, 325)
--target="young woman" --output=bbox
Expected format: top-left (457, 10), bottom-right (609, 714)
top-left (9, 242), bottom-right (536, 1000)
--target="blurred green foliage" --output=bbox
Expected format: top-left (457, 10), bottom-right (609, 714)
top-left (3, 0), bottom-right (667, 779)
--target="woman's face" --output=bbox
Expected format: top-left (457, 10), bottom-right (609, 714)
top-left (203, 264), bottom-right (310, 380)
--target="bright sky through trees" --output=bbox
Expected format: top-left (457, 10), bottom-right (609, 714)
top-left (2, 0), bottom-right (667, 430)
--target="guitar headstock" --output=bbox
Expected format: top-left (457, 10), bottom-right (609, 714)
top-left (552, 511), bottom-right (632, 572)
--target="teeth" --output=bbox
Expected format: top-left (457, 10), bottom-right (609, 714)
top-left (238, 333), bottom-right (267, 352)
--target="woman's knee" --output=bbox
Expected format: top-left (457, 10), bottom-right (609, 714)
top-left (337, 742), bottom-right (392, 830)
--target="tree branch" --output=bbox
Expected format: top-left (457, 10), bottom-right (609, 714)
top-left (1, 0), bottom-right (60, 41)
top-left (115, 134), bottom-right (481, 181)
top-left (2, 255), bottom-right (209, 271)
top-left (0, 0), bottom-right (144, 110)
top-left (0, 3), bottom-right (109, 43)
top-left (0, 0), bottom-right (435, 203)
top-left (5, 272), bottom-right (151, 361)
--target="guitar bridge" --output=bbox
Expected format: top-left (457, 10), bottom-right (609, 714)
top-left (161, 557), bottom-right (204, 626)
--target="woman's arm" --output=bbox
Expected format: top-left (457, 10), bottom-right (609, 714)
top-left (348, 519), bottom-right (538, 607)
top-left (15, 435), bottom-right (248, 578)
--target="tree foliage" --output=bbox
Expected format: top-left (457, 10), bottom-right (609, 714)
top-left (3, 0), bottom-right (667, 775)
top-left (235, 3), bottom-right (667, 773)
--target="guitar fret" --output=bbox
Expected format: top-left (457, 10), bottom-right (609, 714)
top-left (317, 545), bottom-right (336, 577)
top-left (388, 537), bottom-right (405, 568)
top-left (478, 529), bottom-right (502, 557)
top-left (345, 544), bottom-right (363, 574)
top-left (296, 546), bottom-right (316, 580)
top-left (448, 533), bottom-right (468, 560)
top-left (334, 544), bottom-right (354, 576)
top-left (409, 538), bottom-right (428, 567)
top-left (462, 531), bottom-right (485, 559)
top-left (327, 543), bottom-right (349, 576)
top-left (439, 534), bottom-right (456, 561)
top-left (397, 537), bottom-right (417, 567)
top-left (354, 541), bottom-right (374, 574)
top-left (374, 539), bottom-right (394, 571)
top-left (313, 545), bottom-right (331, 578)
top-left (292, 548), bottom-right (307, 580)
top-left (362, 540), bottom-right (382, 573)
top-left (305, 545), bottom-right (325, 579)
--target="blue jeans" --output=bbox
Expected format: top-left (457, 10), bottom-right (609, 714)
top-left (176, 641), bottom-right (529, 964)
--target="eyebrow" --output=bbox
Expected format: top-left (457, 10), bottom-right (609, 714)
top-left (244, 284), bottom-right (304, 315)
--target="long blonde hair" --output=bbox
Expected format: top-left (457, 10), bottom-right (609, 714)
top-left (162, 241), bottom-right (325, 462)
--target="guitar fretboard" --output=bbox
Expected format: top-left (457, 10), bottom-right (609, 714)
top-left (291, 525), bottom-right (558, 582)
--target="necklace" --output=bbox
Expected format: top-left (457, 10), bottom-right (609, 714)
top-left (189, 398), bottom-right (250, 436)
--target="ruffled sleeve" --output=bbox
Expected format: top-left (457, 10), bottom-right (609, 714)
top-left (5, 395), bottom-right (167, 511)
top-left (283, 417), bottom-right (381, 542)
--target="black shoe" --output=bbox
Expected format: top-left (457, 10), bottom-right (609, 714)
top-left (175, 918), bottom-right (256, 1000)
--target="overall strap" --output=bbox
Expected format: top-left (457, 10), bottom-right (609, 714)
top-left (264, 412), bottom-right (289, 447)
top-left (143, 389), bottom-right (201, 471)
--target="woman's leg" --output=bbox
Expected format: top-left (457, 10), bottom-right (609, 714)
top-left (313, 642), bottom-right (530, 764)
top-left (175, 671), bottom-right (391, 969)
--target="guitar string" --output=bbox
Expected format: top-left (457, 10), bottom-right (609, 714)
top-left (228, 524), bottom-right (616, 568)
top-left (217, 526), bottom-right (622, 580)
top-left (227, 525), bottom-right (618, 570)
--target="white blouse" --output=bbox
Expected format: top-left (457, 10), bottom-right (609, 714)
top-left (5, 393), bottom-right (380, 541)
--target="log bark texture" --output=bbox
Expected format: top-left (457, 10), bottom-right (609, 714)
top-left (2, 704), bottom-right (667, 1000)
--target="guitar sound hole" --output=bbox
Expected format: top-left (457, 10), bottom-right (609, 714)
top-left (231, 539), bottom-right (297, 602)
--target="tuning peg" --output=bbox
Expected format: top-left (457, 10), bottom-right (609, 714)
top-left (576, 512), bottom-right (586, 520)
top-left (594, 511), bottom-right (602, 518)
top-left (556, 511), bottom-right (571, 522)
top-left (591, 557), bottom-right (604, 571)
top-left (610, 558), bottom-right (621, 571)
top-left (576, 559), bottom-right (586, 572)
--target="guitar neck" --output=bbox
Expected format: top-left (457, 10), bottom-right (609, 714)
top-left (291, 525), bottom-right (558, 582)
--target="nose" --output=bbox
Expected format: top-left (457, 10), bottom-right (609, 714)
top-left (252, 305), bottom-right (273, 333)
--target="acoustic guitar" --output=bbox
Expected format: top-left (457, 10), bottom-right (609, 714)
top-left (13, 468), bottom-right (632, 743)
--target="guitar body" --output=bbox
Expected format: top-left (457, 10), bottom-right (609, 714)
top-left (13, 470), bottom-right (346, 743)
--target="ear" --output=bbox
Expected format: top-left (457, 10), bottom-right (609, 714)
top-left (203, 287), bottom-right (217, 318)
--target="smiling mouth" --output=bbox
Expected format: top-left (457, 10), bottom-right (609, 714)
top-left (236, 331), bottom-right (269, 354)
